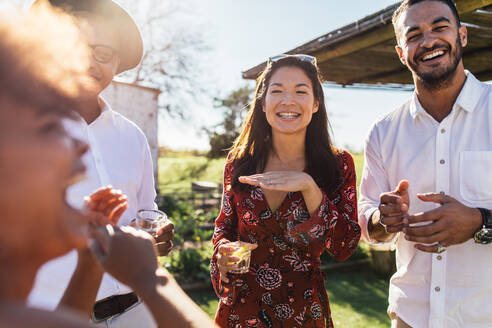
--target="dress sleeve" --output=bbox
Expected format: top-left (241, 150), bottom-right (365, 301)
top-left (322, 151), bottom-right (361, 262)
top-left (210, 161), bottom-right (239, 305)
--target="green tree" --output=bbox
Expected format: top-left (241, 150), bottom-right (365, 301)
top-left (205, 85), bottom-right (254, 158)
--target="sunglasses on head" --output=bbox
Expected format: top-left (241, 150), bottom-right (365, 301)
top-left (267, 54), bottom-right (317, 66)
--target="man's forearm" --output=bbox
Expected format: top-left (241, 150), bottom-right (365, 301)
top-left (136, 269), bottom-right (213, 328)
top-left (367, 209), bottom-right (397, 243)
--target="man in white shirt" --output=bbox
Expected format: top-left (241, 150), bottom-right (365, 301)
top-left (27, 1), bottom-right (173, 327)
top-left (358, 0), bottom-right (492, 327)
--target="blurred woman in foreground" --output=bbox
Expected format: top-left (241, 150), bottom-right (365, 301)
top-left (211, 54), bottom-right (361, 327)
top-left (0, 4), bottom-right (211, 327)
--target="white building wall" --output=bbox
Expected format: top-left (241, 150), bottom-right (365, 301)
top-left (101, 81), bottom-right (160, 185)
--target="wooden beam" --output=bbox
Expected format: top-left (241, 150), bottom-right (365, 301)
top-left (475, 69), bottom-right (492, 81)
top-left (456, 0), bottom-right (492, 14)
top-left (314, 24), bottom-right (396, 63)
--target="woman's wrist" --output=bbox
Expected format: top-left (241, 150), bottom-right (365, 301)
top-left (301, 176), bottom-right (323, 214)
top-left (301, 176), bottom-right (321, 196)
top-left (76, 248), bottom-right (103, 274)
top-left (135, 268), bottom-right (171, 301)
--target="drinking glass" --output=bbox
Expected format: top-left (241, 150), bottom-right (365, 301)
top-left (136, 209), bottom-right (170, 237)
top-left (225, 241), bottom-right (255, 274)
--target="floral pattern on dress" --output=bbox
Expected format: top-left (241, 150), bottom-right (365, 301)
top-left (254, 265), bottom-right (282, 291)
top-left (283, 252), bottom-right (311, 272)
top-left (211, 150), bottom-right (360, 328)
top-left (274, 304), bottom-right (294, 320)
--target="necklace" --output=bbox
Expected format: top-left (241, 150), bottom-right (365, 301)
top-left (271, 150), bottom-right (304, 170)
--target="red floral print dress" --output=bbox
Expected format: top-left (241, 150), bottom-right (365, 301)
top-left (211, 150), bottom-right (361, 328)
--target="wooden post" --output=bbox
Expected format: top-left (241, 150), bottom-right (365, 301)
top-left (369, 243), bottom-right (396, 277)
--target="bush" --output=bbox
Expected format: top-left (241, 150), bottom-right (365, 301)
top-left (161, 244), bottom-right (213, 285)
top-left (157, 195), bottom-right (216, 245)
top-left (157, 195), bottom-right (216, 284)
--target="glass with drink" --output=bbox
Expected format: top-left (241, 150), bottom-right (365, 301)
top-left (225, 241), bottom-right (255, 274)
top-left (136, 209), bottom-right (170, 237)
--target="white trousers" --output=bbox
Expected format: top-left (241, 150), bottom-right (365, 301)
top-left (92, 301), bottom-right (157, 328)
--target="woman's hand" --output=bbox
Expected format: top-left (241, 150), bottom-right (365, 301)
top-left (216, 241), bottom-right (257, 283)
top-left (239, 171), bottom-right (316, 192)
top-left (77, 187), bottom-right (128, 264)
top-left (59, 188), bottom-right (129, 315)
top-left (84, 186), bottom-right (128, 227)
top-left (240, 171), bottom-right (322, 215)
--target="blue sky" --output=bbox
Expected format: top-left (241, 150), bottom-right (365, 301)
top-left (4, 0), bottom-right (411, 152)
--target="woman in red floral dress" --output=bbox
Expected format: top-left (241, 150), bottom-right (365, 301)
top-left (210, 54), bottom-right (361, 328)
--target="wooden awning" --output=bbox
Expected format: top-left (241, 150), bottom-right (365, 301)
top-left (242, 0), bottom-right (492, 87)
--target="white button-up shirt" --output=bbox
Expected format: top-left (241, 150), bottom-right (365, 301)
top-left (359, 72), bottom-right (492, 328)
top-left (28, 97), bottom-right (157, 310)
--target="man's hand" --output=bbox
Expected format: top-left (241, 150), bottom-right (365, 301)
top-left (155, 221), bottom-right (175, 256)
top-left (403, 193), bottom-right (482, 252)
top-left (368, 180), bottom-right (409, 242)
top-left (378, 180), bottom-right (410, 233)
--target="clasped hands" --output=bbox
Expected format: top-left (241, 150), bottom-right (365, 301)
top-left (378, 180), bottom-right (482, 253)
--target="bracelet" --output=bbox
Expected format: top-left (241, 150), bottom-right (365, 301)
top-left (368, 210), bottom-right (382, 232)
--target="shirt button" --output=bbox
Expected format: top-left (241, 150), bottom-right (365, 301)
top-left (441, 128), bottom-right (446, 134)
top-left (440, 159), bottom-right (445, 164)
top-left (435, 286), bottom-right (441, 292)
top-left (440, 191), bottom-right (445, 195)
top-left (437, 255), bottom-right (442, 260)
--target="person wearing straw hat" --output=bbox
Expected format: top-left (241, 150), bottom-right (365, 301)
top-left (27, 1), bottom-right (173, 327)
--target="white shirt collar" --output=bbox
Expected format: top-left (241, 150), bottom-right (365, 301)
top-left (97, 96), bottom-right (115, 121)
top-left (409, 71), bottom-right (486, 120)
top-left (454, 70), bottom-right (486, 113)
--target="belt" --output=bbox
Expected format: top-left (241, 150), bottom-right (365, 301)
top-left (92, 292), bottom-right (139, 323)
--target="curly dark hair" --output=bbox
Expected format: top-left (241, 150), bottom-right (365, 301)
top-left (0, 1), bottom-right (94, 119)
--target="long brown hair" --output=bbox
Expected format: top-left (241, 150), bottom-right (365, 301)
top-left (229, 56), bottom-right (341, 193)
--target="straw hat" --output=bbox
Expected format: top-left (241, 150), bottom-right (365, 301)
top-left (32, 0), bottom-right (143, 74)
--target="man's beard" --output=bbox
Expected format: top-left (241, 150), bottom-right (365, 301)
top-left (407, 35), bottom-right (463, 90)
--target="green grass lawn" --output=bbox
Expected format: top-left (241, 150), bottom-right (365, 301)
top-left (158, 156), bottom-right (226, 193)
top-left (326, 266), bottom-right (390, 328)
top-left (187, 264), bottom-right (390, 328)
